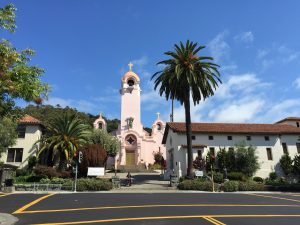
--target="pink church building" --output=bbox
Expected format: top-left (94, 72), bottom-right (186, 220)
top-left (94, 63), bottom-right (166, 166)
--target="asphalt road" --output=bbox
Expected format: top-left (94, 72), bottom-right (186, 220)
top-left (1, 192), bottom-right (300, 224)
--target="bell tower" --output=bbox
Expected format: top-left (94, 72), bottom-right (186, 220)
top-left (120, 63), bottom-right (142, 133)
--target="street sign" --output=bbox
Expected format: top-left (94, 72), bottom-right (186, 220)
top-left (87, 167), bottom-right (105, 176)
top-left (195, 170), bottom-right (204, 177)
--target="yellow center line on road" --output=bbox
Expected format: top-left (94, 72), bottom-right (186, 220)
top-left (18, 203), bottom-right (300, 214)
top-left (246, 193), bottom-right (300, 204)
top-left (288, 194), bottom-right (300, 197)
top-left (203, 216), bottom-right (226, 225)
top-left (13, 193), bottom-right (55, 214)
top-left (0, 193), bottom-right (12, 198)
top-left (31, 214), bottom-right (300, 225)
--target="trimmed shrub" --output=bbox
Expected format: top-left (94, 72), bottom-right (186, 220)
top-left (178, 180), bottom-right (215, 191)
top-left (75, 178), bottom-right (112, 191)
top-left (213, 172), bottom-right (224, 184)
top-left (14, 173), bottom-right (46, 183)
top-left (207, 172), bottom-right (224, 184)
top-left (227, 172), bottom-right (247, 181)
top-left (28, 156), bottom-right (37, 171)
top-left (223, 181), bottom-right (239, 192)
top-left (265, 177), bottom-right (285, 185)
top-left (238, 181), bottom-right (265, 191)
top-left (265, 183), bottom-right (300, 192)
top-left (279, 154), bottom-right (293, 176)
top-left (253, 176), bottom-right (263, 183)
top-left (269, 172), bottom-right (277, 181)
top-left (50, 177), bottom-right (66, 184)
top-left (34, 165), bottom-right (60, 178)
top-left (40, 178), bottom-right (51, 184)
top-left (149, 163), bottom-right (163, 170)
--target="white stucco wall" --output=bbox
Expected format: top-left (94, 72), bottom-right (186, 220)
top-left (0, 125), bottom-right (42, 168)
top-left (165, 131), bottom-right (300, 178)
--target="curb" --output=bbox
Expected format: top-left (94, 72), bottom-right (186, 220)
top-left (0, 213), bottom-right (18, 225)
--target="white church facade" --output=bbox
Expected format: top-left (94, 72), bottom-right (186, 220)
top-left (162, 118), bottom-right (300, 178)
top-left (94, 63), bottom-right (166, 166)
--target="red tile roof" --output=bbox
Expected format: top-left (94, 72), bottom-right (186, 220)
top-left (275, 117), bottom-right (300, 124)
top-left (19, 115), bottom-right (41, 125)
top-left (162, 122), bottom-right (300, 144)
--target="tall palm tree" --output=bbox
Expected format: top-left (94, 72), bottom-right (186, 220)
top-left (37, 113), bottom-right (91, 170)
top-left (152, 40), bottom-right (222, 178)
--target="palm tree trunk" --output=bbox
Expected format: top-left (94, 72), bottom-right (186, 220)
top-left (184, 92), bottom-right (193, 179)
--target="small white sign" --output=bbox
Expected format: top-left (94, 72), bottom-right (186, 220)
top-left (195, 170), bottom-right (203, 177)
top-left (87, 167), bottom-right (105, 177)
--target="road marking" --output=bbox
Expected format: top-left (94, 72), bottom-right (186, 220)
top-left (288, 194), bottom-right (300, 197)
top-left (31, 214), bottom-right (300, 225)
top-left (203, 216), bottom-right (226, 225)
top-left (246, 193), bottom-right (300, 204)
top-left (0, 194), bottom-right (11, 198)
top-left (209, 217), bottom-right (226, 225)
top-left (13, 194), bottom-right (55, 214)
top-left (18, 203), bottom-right (300, 214)
top-left (0, 193), bottom-right (12, 198)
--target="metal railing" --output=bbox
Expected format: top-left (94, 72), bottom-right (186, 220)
top-left (14, 182), bottom-right (74, 193)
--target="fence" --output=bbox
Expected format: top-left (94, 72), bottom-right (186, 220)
top-left (14, 182), bottom-right (74, 193)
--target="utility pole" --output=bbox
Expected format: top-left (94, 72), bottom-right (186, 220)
top-left (74, 151), bottom-right (83, 192)
top-left (74, 163), bottom-right (78, 192)
top-left (170, 99), bottom-right (174, 122)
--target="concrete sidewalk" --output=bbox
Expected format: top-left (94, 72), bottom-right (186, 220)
top-left (104, 172), bottom-right (173, 191)
top-left (0, 213), bottom-right (18, 225)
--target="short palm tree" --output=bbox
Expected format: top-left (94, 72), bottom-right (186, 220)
top-left (37, 113), bottom-right (91, 170)
top-left (152, 40), bottom-right (222, 178)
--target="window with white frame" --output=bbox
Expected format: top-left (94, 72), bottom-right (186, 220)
top-left (7, 148), bottom-right (23, 163)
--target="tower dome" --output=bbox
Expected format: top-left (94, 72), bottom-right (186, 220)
top-left (121, 62), bottom-right (140, 85)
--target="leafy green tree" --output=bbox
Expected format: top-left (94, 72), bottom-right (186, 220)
top-left (292, 154), bottom-right (300, 179)
top-left (235, 143), bottom-right (259, 177)
top-left (23, 104), bottom-right (120, 133)
top-left (89, 129), bottom-right (120, 157)
top-left (279, 154), bottom-right (293, 176)
top-left (0, 4), bottom-right (16, 32)
top-left (217, 147), bottom-right (227, 171)
top-left (226, 148), bottom-right (236, 172)
top-left (152, 40), bottom-right (221, 177)
top-left (0, 4), bottom-right (49, 119)
top-left (0, 117), bottom-right (17, 157)
top-left (37, 113), bottom-right (91, 170)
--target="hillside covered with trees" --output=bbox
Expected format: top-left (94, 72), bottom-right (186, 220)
top-left (23, 104), bottom-right (120, 133)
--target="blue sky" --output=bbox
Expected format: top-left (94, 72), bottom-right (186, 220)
top-left (2, 0), bottom-right (300, 127)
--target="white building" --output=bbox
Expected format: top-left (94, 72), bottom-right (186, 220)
top-left (0, 115), bottom-right (42, 168)
top-left (162, 117), bottom-right (300, 178)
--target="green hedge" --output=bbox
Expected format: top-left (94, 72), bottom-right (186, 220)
top-left (227, 172), bottom-right (247, 181)
top-left (178, 179), bottom-right (265, 192)
top-left (252, 177), bottom-right (263, 183)
top-left (238, 181), bottom-right (265, 191)
top-left (223, 181), bottom-right (239, 192)
top-left (265, 183), bottom-right (300, 192)
top-left (178, 180), bottom-right (215, 191)
top-left (74, 178), bottom-right (112, 191)
top-left (14, 174), bottom-right (47, 183)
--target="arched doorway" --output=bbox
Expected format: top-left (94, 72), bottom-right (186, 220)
top-left (125, 134), bottom-right (137, 165)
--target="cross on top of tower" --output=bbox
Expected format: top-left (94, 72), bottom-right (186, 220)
top-left (128, 62), bottom-right (133, 71)
top-left (156, 112), bottom-right (160, 119)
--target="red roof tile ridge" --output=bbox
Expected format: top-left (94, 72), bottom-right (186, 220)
top-left (19, 115), bottom-right (41, 124)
